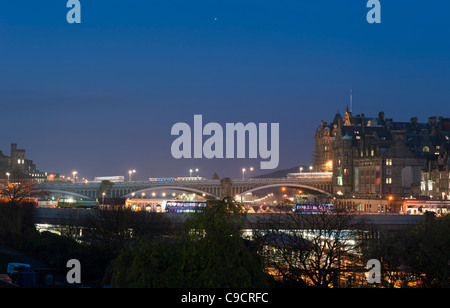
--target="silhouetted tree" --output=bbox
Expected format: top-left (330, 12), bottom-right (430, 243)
top-left (365, 213), bottom-right (450, 288)
top-left (82, 204), bottom-right (172, 256)
top-left (0, 181), bottom-right (35, 203)
top-left (254, 209), bottom-right (367, 288)
top-left (106, 198), bottom-right (272, 287)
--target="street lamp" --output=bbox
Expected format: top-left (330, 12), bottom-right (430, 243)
top-left (133, 169), bottom-right (136, 181)
top-left (5, 172), bottom-right (10, 183)
top-left (102, 192), bottom-right (106, 204)
top-left (128, 170), bottom-right (132, 182)
top-left (388, 195), bottom-right (393, 213)
top-left (190, 169), bottom-right (193, 177)
top-left (242, 168), bottom-right (246, 180)
top-left (72, 171), bottom-right (77, 183)
top-left (195, 168), bottom-right (199, 177)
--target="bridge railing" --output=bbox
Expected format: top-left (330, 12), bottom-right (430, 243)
top-left (39, 174), bottom-right (332, 188)
top-left (39, 179), bottom-right (222, 187)
top-left (233, 175), bottom-right (333, 183)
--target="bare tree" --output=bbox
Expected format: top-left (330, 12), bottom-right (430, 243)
top-left (0, 180), bottom-right (36, 203)
top-left (254, 210), bottom-right (367, 288)
top-left (80, 205), bottom-right (173, 256)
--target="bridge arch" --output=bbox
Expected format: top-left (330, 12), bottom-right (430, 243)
top-left (42, 189), bottom-right (95, 200)
top-left (123, 185), bottom-right (220, 199)
top-left (237, 183), bottom-right (332, 196)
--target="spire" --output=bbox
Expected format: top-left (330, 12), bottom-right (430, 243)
top-left (344, 105), bottom-right (352, 126)
top-left (350, 89), bottom-right (353, 113)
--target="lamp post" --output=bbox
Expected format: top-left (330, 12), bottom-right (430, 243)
top-left (242, 168), bottom-right (246, 180)
top-left (189, 169), bottom-right (193, 177)
top-left (195, 168), bottom-right (199, 177)
top-left (102, 192), bottom-right (105, 204)
top-left (388, 195), bottom-right (393, 213)
top-left (5, 172), bottom-right (10, 183)
top-left (128, 170), bottom-right (132, 182)
top-left (133, 169), bottom-right (136, 181)
top-left (72, 171), bottom-right (77, 183)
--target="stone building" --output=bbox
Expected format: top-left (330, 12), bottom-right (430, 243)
top-left (313, 117), bottom-right (339, 172)
top-left (314, 107), bottom-right (450, 198)
top-left (0, 143), bottom-right (47, 182)
top-left (420, 124), bottom-right (450, 199)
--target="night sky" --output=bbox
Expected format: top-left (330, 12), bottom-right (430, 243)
top-left (1, 1), bottom-right (449, 180)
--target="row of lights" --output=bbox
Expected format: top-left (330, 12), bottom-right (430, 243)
top-left (129, 192), bottom-right (206, 198)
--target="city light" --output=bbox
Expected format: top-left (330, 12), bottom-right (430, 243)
top-left (5, 1), bottom-right (450, 290)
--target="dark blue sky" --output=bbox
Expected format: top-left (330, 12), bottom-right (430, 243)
top-left (1, 1), bottom-right (449, 180)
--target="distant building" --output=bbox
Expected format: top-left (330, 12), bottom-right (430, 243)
top-left (314, 107), bottom-right (450, 198)
top-left (0, 143), bottom-right (47, 183)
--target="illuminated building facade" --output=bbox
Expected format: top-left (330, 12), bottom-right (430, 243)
top-left (315, 107), bottom-right (450, 198)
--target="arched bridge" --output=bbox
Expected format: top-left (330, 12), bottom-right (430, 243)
top-left (37, 173), bottom-right (333, 200)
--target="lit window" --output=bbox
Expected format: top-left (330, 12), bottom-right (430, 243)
top-left (386, 178), bottom-right (392, 184)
